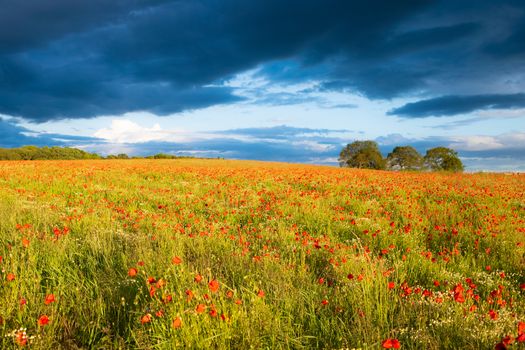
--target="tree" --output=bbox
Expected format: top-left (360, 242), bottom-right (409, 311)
top-left (386, 146), bottom-right (424, 171)
top-left (424, 147), bottom-right (464, 172)
top-left (339, 140), bottom-right (386, 170)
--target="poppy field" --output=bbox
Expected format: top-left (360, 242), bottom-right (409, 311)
top-left (0, 159), bottom-right (524, 349)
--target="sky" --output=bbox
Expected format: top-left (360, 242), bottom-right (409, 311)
top-left (0, 0), bottom-right (524, 171)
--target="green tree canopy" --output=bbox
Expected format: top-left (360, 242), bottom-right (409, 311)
top-left (424, 147), bottom-right (464, 172)
top-left (0, 146), bottom-right (101, 160)
top-left (339, 140), bottom-right (386, 170)
top-left (386, 146), bottom-right (424, 171)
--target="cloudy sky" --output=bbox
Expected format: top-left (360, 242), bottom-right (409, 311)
top-left (1, 0), bottom-right (524, 171)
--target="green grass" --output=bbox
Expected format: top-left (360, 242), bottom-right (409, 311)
top-left (0, 159), bottom-right (523, 349)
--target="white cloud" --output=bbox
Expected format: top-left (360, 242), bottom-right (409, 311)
top-left (448, 132), bottom-right (525, 151)
top-left (93, 119), bottom-right (216, 144)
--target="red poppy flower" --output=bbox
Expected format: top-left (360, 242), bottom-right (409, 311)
top-left (382, 338), bottom-right (400, 349)
top-left (44, 294), bottom-right (55, 305)
top-left (489, 310), bottom-right (498, 320)
top-left (22, 238), bottom-right (30, 248)
top-left (128, 267), bottom-right (138, 277)
top-left (171, 256), bottom-right (182, 265)
top-left (517, 321), bottom-right (525, 342)
top-left (388, 282), bottom-right (395, 290)
top-left (172, 316), bottom-right (182, 329)
top-left (209, 279), bottom-right (220, 293)
top-left (257, 289), bottom-right (265, 298)
top-left (38, 315), bottom-right (50, 326)
top-left (6, 273), bottom-right (15, 282)
top-left (194, 274), bottom-right (203, 283)
top-left (196, 304), bottom-right (206, 313)
top-left (162, 294), bottom-right (173, 303)
top-left (141, 314), bottom-right (152, 324)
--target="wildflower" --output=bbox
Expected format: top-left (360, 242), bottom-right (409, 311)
top-left (155, 279), bottom-right (166, 289)
top-left (321, 299), bottom-right (329, 306)
top-left (209, 279), bottom-right (220, 293)
top-left (489, 310), bottom-right (498, 320)
top-left (22, 238), bottom-right (30, 248)
top-left (7, 273), bottom-right (15, 281)
top-left (171, 256), bottom-right (182, 265)
top-left (172, 316), bottom-right (182, 329)
top-left (194, 274), bottom-right (203, 283)
top-left (209, 309), bottom-right (218, 317)
top-left (382, 338), bottom-right (401, 349)
top-left (388, 282), bottom-right (395, 290)
top-left (38, 315), bottom-right (50, 326)
top-left (15, 330), bottom-right (28, 346)
top-left (517, 321), bottom-right (525, 342)
top-left (44, 294), bottom-right (55, 305)
top-left (257, 289), bottom-right (265, 298)
top-left (141, 314), bottom-right (152, 324)
top-left (196, 304), bottom-right (206, 313)
top-left (162, 294), bottom-right (173, 303)
top-left (128, 267), bottom-right (138, 277)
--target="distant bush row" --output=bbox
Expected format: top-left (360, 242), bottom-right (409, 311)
top-left (0, 146), bottom-right (194, 161)
top-left (339, 140), bottom-right (464, 172)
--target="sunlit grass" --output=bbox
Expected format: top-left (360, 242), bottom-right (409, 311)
top-left (0, 159), bottom-right (523, 349)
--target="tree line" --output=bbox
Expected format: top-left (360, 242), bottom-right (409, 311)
top-left (339, 140), bottom-right (464, 172)
top-left (0, 146), bottom-right (195, 161)
top-left (0, 146), bottom-right (102, 160)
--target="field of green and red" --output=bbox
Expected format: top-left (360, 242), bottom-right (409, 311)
top-left (0, 159), bottom-right (524, 349)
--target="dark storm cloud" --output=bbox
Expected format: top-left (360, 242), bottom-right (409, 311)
top-left (1, 0), bottom-right (525, 121)
top-left (0, 0), bottom-right (431, 121)
top-left (388, 93), bottom-right (525, 118)
top-left (0, 0), bottom-right (170, 54)
top-left (0, 118), bottom-right (102, 147)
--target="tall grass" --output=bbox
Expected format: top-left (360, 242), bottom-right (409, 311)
top-left (0, 160), bottom-right (523, 349)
